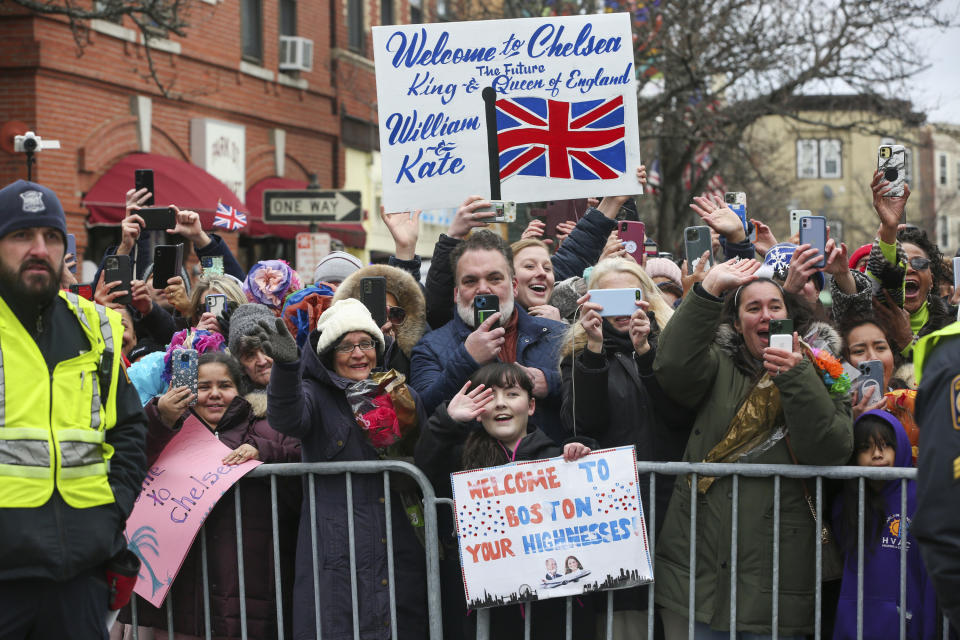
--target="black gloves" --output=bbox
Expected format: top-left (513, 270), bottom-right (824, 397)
top-left (253, 318), bottom-right (300, 364)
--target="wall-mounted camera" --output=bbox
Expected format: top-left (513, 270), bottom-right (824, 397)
top-left (13, 131), bottom-right (61, 153)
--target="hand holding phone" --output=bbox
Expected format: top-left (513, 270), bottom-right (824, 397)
top-left (684, 226), bottom-right (713, 275)
top-left (618, 221), bottom-right (645, 263)
top-left (103, 255), bottom-right (133, 306)
top-left (134, 168), bottom-right (155, 206)
top-left (465, 296), bottom-right (505, 364)
top-left (205, 293), bottom-right (227, 317)
top-left (360, 277), bottom-right (387, 327)
top-left (586, 288), bottom-right (643, 317)
top-left (855, 359), bottom-right (885, 405)
top-left (170, 348), bottom-right (199, 406)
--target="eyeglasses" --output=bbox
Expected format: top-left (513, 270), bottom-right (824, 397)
top-left (333, 340), bottom-right (376, 354)
top-left (907, 257), bottom-right (931, 271)
top-left (387, 305), bottom-right (407, 326)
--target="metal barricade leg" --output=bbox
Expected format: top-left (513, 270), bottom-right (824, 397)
top-left (383, 473), bottom-right (399, 640)
top-left (649, 471), bottom-right (657, 640)
top-left (857, 477), bottom-right (865, 640)
top-left (270, 475), bottom-right (285, 640)
top-left (308, 474), bottom-right (322, 638)
top-left (689, 472), bottom-right (697, 640)
top-left (772, 475), bottom-right (780, 640)
top-left (345, 472), bottom-right (361, 640)
top-left (234, 486), bottom-right (247, 640)
top-left (730, 474), bottom-right (739, 640)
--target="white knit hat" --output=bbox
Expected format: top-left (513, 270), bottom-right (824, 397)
top-left (314, 251), bottom-right (363, 286)
top-left (315, 298), bottom-right (385, 357)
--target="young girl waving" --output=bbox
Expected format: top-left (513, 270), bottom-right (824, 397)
top-left (415, 362), bottom-right (594, 640)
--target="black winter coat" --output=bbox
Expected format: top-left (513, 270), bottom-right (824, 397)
top-left (267, 331), bottom-right (429, 640)
top-left (128, 395), bottom-right (302, 640)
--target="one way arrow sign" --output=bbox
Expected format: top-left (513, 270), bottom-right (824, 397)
top-left (263, 190), bottom-right (362, 223)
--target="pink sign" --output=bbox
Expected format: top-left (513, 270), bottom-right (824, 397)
top-left (124, 416), bottom-right (261, 607)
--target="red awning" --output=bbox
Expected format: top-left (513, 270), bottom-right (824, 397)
top-left (82, 153), bottom-right (245, 229)
top-left (244, 177), bottom-right (366, 248)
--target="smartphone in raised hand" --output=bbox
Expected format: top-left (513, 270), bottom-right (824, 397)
top-left (799, 215), bottom-right (827, 269)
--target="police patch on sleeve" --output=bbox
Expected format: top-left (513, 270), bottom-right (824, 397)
top-left (952, 374), bottom-right (960, 431)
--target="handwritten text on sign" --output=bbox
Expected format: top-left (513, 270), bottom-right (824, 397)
top-left (451, 446), bottom-right (652, 608)
top-left (372, 13), bottom-right (642, 211)
top-left (123, 417), bottom-right (261, 608)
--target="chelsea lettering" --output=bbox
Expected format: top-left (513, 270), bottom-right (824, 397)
top-left (528, 23), bottom-right (622, 59)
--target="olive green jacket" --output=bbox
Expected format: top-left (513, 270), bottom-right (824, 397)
top-left (652, 287), bottom-right (852, 635)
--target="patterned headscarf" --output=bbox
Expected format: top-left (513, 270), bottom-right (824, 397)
top-left (243, 260), bottom-right (303, 311)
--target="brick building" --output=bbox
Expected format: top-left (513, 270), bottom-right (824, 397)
top-left (0, 0), bottom-right (447, 277)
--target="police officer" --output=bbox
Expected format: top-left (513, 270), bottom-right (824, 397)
top-left (0, 180), bottom-right (147, 639)
top-left (912, 322), bottom-right (960, 629)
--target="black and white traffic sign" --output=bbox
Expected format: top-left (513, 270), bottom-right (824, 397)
top-left (262, 190), bottom-right (362, 223)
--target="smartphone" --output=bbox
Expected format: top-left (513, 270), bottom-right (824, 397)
top-left (134, 168), bottom-right (155, 206)
top-left (66, 233), bottom-right (78, 274)
top-left (475, 201), bottom-right (517, 223)
top-left (952, 257), bottom-right (960, 293)
top-left (587, 288), bottom-right (643, 317)
top-left (643, 239), bottom-right (658, 263)
top-left (200, 256), bottom-right (224, 276)
top-left (799, 215), bottom-right (827, 269)
top-left (618, 220), bottom-right (646, 263)
top-left (170, 348), bottom-right (198, 405)
top-left (152, 244), bottom-right (183, 289)
top-left (724, 192), bottom-right (754, 241)
top-left (878, 144), bottom-right (906, 198)
top-left (769, 319), bottom-right (794, 335)
top-left (69, 283), bottom-right (94, 300)
top-left (205, 293), bottom-right (227, 317)
top-left (139, 206), bottom-right (176, 231)
top-left (683, 225), bottom-right (714, 274)
top-left (473, 294), bottom-right (499, 327)
top-left (360, 276), bottom-right (387, 327)
top-left (789, 210), bottom-right (809, 238)
top-left (103, 254), bottom-right (132, 306)
top-left (769, 319), bottom-right (794, 351)
top-left (857, 359), bottom-right (885, 405)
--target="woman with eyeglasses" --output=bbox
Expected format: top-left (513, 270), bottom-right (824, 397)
top-left (829, 172), bottom-right (956, 360)
top-left (258, 298), bottom-right (429, 640)
top-left (332, 264), bottom-right (428, 378)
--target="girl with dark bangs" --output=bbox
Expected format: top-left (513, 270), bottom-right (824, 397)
top-left (415, 362), bottom-right (595, 640)
top-left (831, 411), bottom-right (936, 639)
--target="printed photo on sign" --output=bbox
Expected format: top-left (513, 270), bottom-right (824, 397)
top-left (450, 446), bottom-right (652, 608)
top-left (372, 13), bottom-right (642, 212)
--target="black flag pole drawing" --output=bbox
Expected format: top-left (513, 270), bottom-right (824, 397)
top-left (482, 87), bottom-right (502, 201)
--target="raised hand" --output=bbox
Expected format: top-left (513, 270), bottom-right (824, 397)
top-left (448, 195), bottom-right (492, 239)
top-left (763, 332), bottom-right (802, 379)
top-left (576, 292), bottom-right (604, 353)
top-left (447, 381), bottom-right (494, 422)
top-left (521, 218), bottom-right (550, 244)
top-left (599, 229), bottom-right (626, 261)
top-left (253, 318), bottom-right (299, 364)
top-left (118, 212), bottom-right (145, 256)
top-left (690, 194), bottom-right (745, 242)
top-left (782, 244), bottom-right (822, 295)
top-left (871, 170), bottom-right (911, 244)
top-left (681, 250), bottom-right (711, 295)
top-left (554, 220), bottom-right (577, 248)
top-left (701, 258), bottom-right (761, 297)
top-left (380, 206), bottom-right (422, 260)
top-left (628, 300), bottom-right (652, 355)
top-left (751, 219), bottom-right (777, 257)
top-left (157, 385), bottom-right (194, 427)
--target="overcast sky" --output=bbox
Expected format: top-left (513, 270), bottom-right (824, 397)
top-left (909, 22), bottom-right (960, 125)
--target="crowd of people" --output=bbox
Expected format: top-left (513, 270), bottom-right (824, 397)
top-left (1, 160), bottom-right (958, 640)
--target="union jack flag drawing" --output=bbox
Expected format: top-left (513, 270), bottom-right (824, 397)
top-left (495, 96), bottom-right (626, 182)
top-left (213, 200), bottom-right (247, 231)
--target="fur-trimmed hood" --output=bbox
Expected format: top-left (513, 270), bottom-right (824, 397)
top-left (332, 264), bottom-right (427, 358)
top-left (715, 320), bottom-right (842, 377)
top-left (245, 389), bottom-right (268, 418)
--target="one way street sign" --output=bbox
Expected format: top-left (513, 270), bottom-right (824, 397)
top-left (263, 190), bottom-right (362, 223)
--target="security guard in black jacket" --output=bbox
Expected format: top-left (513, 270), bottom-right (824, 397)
top-left (0, 180), bottom-right (147, 639)
top-left (913, 322), bottom-right (960, 630)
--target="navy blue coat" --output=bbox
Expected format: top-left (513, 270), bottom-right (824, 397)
top-left (409, 307), bottom-right (568, 443)
top-left (267, 333), bottom-right (428, 640)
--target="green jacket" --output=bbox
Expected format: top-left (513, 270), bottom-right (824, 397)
top-left (652, 287), bottom-right (852, 635)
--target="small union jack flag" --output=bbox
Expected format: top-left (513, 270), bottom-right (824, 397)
top-left (495, 96), bottom-right (626, 182)
top-left (213, 201), bottom-right (247, 231)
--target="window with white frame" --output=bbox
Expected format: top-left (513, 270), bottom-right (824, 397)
top-left (796, 138), bottom-right (842, 179)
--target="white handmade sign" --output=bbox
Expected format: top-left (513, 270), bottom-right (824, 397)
top-left (450, 446), bottom-right (652, 608)
top-left (372, 13), bottom-right (642, 211)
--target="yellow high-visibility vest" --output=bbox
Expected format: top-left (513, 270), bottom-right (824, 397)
top-left (0, 290), bottom-right (123, 508)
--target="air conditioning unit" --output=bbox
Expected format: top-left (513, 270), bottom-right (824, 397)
top-left (279, 36), bottom-right (313, 72)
